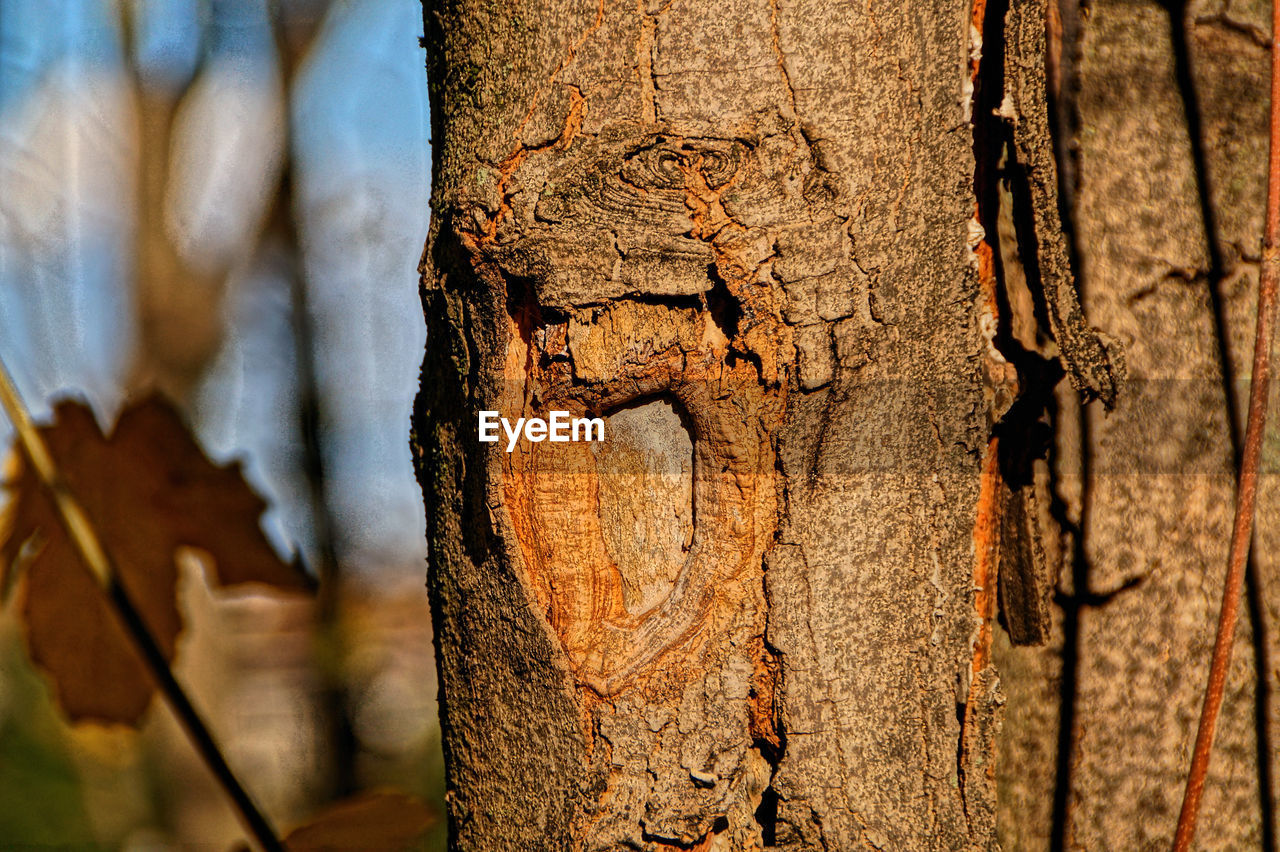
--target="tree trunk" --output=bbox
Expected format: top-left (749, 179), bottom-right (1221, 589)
top-left (996, 0), bottom-right (1280, 849)
top-left (413, 0), bottom-right (1109, 849)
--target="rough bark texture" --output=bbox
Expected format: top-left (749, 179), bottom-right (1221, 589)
top-left (996, 0), bottom-right (1280, 848)
top-left (413, 0), bottom-right (1065, 849)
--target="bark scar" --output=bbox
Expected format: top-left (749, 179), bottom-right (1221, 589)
top-left (500, 291), bottom-right (782, 696)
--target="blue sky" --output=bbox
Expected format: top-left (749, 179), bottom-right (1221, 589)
top-left (0, 0), bottom-right (433, 577)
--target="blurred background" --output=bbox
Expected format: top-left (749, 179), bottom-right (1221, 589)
top-left (0, 0), bottom-right (442, 848)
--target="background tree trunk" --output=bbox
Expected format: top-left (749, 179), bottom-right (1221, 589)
top-left (996, 0), bottom-right (1280, 849)
top-left (413, 0), bottom-right (1123, 849)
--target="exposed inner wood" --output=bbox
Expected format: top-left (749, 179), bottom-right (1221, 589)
top-left (500, 296), bottom-right (779, 696)
top-left (594, 398), bottom-right (694, 614)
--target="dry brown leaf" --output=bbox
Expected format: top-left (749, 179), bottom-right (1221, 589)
top-left (277, 791), bottom-right (436, 852)
top-left (0, 395), bottom-right (313, 725)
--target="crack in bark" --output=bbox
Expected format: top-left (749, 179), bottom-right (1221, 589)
top-left (637, 1), bottom-right (660, 124)
top-left (767, 0), bottom-right (800, 124)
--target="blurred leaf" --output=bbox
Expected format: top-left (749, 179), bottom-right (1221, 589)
top-left (228, 791), bottom-right (436, 852)
top-left (0, 394), bottom-right (313, 725)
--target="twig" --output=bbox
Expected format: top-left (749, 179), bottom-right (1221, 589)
top-left (0, 360), bottom-right (287, 852)
top-left (1172, 3), bottom-right (1280, 847)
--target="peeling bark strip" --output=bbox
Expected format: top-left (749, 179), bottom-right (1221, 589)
top-left (416, 0), bottom-right (1009, 848)
top-left (969, 0), bottom-right (1074, 653)
top-left (1004, 0), bottom-right (1126, 408)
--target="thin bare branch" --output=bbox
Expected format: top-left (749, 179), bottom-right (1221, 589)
top-left (1173, 5), bottom-right (1280, 847)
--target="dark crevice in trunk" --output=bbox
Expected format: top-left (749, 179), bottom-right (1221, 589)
top-left (642, 815), bottom-right (729, 849)
top-left (1004, 154), bottom-right (1064, 371)
top-left (954, 697), bottom-right (968, 806)
top-left (752, 605), bottom-right (785, 845)
top-left (971, 0), bottom-right (1010, 294)
top-left (974, 0), bottom-right (1056, 380)
top-left (965, 0), bottom-right (1015, 821)
top-left (505, 274), bottom-right (551, 344)
top-left (754, 785), bottom-right (779, 846)
top-left (613, 292), bottom-right (706, 312)
top-left (756, 422), bottom-right (787, 847)
top-left (705, 274), bottom-right (742, 341)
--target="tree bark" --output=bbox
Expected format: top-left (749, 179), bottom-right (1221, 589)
top-left (414, 0), bottom-right (1083, 849)
top-left (996, 0), bottom-right (1279, 849)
